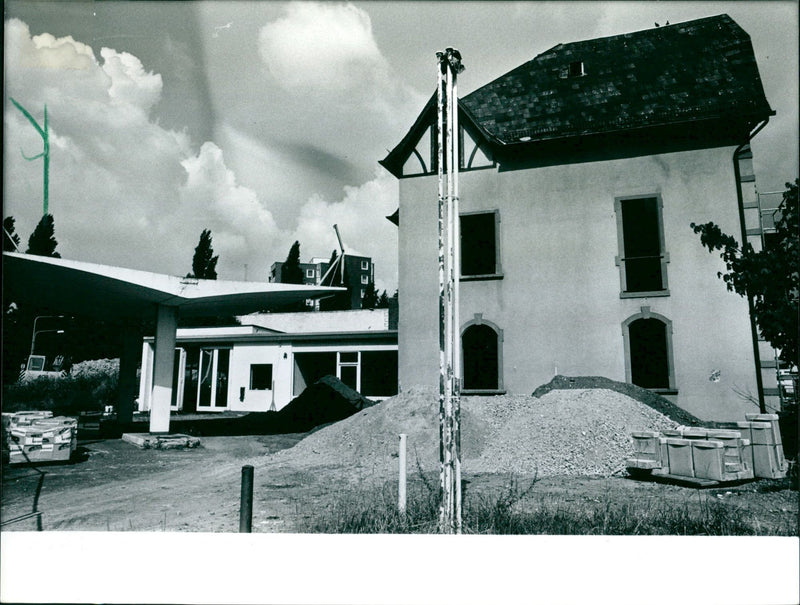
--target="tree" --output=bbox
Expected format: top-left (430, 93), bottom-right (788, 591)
top-left (691, 179), bottom-right (798, 366)
top-left (3, 217), bottom-right (22, 252)
top-left (281, 240), bottom-right (304, 284)
top-left (189, 229), bottom-right (218, 279)
top-left (324, 249), bottom-right (339, 283)
top-left (26, 214), bottom-right (60, 258)
top-left (376, 290), bottom-right (390, 309)
top-left (362, 281), bottom-right (379, 309)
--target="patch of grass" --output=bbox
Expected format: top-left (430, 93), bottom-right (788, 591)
top-left (301, 477), bottom-right (793, 536)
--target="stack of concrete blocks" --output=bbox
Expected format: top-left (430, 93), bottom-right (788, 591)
top-left (628, 427), bottom-right (766, 482)
top-left (736, 413), bottom-right (788, 479)
top-left (628, 412), bottom-right (789, 482)
top-left (2, 411), bottom-right (78, 464)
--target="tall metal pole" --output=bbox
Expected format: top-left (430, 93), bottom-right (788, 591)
top-left (451, 54), bottom-right (463, 530)
top-left (436, 48), bottom-right (464, 534)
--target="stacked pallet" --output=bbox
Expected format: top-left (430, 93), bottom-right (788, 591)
top-left (627, 413), bottom-right (788, 485)
top-left (2, 411), bottom-right (77, 464)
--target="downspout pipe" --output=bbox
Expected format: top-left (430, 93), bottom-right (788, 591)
top-left (733, 117), bottom-right (770, 413)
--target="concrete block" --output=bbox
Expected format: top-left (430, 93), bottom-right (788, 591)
top-left (744, 414), bottom-right (786, 469)
top-left (691, 440), bottom-right (725, 481)
top-left (665, 438), bottom-right (694, 477)
top-left (751, 444), bottom-right (787, 479)
top-left (631, 431), bottom-right (663, 464)
top-left (748, 422), bottom-right (775, 446)
top-left (122, 433), bottom-right (201, 450)
top-left (682, 428), bottom-right (708, 440)
top-left (705, 429), bottom-right (742, 440)
top-left (626, 458), bottom-right (662, 470)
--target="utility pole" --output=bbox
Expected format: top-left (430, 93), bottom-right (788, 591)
top-left (10, 98), bottom-right (50, 217)
top-left (436, 48), bottom-right (464, 534)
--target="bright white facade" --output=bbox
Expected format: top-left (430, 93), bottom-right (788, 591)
top-left (138, 310), bottom-right (398, 413)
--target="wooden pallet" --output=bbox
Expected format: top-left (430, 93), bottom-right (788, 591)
top-left (650, 472), bottom-right (747, 488)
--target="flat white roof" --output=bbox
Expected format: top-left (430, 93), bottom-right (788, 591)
top-left (240, 308), bottom-right (390, 333)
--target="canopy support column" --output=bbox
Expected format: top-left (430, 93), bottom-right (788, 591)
top-left (149, 305), bottom-right (177, 433)
top-left (117, 321), bottom-right (143, 425)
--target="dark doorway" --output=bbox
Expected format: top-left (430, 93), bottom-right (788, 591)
top-left (629, 318), bottom-right (669, 389)
top-left (462, 324), bottom-right (499, 390)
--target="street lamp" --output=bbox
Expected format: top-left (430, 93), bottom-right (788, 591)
top-left (30, 315), bottom-right (65, 357)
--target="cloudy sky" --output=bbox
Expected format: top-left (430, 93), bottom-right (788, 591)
top-left (4, 1), bottom-right (797, 293)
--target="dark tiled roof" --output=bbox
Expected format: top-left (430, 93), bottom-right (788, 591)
top-left (461, 14), bottom-right (773, 144)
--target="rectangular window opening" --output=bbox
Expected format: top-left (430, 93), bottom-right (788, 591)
top-left (617, 196), bottom-right (668, 295)
top-left (250, 364), bottom-right (273, 390)
top-left (460, 211), bottom-right (500, 278)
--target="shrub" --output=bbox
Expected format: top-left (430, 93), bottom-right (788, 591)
top-left (2, 359), bottom-right (119, 415)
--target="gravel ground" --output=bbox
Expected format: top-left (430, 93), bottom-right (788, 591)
top-left (266, 387), bottom-right (678, 479)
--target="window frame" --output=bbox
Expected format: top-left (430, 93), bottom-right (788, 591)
top-left (614, 194), bottom-right (670, 298)
top-left (622, 308), bottom-right (677, 394)
top-left (360, 260), bottom-right (370, 271)
top-left (460, 314), bottom-right (506, 395)
top-left (459, 209), bottom-right (504, 281)
top-left (249, 363), bottom-right (274, 391)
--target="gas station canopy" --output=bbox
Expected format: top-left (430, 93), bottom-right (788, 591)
top-left (3, 252), bottom-right (343, 320)
top-left (3, 251), bottom-right (345, 433)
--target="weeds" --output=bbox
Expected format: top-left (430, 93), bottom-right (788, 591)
top-left (301, 476), bottom-right (793, 536)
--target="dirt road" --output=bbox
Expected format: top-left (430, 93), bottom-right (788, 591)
top-left (2, 434), bottom-right (796, 534)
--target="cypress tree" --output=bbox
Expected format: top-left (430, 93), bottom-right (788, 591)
top-left (26, 214), bottom-right (60, 258)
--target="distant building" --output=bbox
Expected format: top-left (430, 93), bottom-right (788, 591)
top-left (137, 309), bottom-right (398, 413)
top-left (269, 254), bottom-right (375, 310)
top-left (380, 15), bottom-right (775, 421)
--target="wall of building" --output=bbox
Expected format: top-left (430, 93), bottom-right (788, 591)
top-left (227, 343), bottom-right (294, 412)
top-left (398, 145), bottom-right (759, 421)
top-left (138, 333), bottom-right (399, 414)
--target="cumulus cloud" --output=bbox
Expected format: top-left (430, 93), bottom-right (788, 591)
top-left (100, 48), bottom-right (163, 112)
top-left (257, 1), bottom-right (424, 130)
top-left (259, 1), bottom-right (386, 93)
top-left (288, 167), bottom-right (399, 293)
top-left (18, 29), bottom-right (95, 70)
top-left (4, 19), bottom-right (262, 280)
top-left (4, 17), bottom-right (400, 291)
top-left (178, 141), bottom-right (282, 278)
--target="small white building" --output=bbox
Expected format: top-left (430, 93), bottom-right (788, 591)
top-left (137, 309), bottom-right (398, 413)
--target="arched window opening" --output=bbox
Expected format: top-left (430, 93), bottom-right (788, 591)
top-left (628, 317), bottom-right (670, 389)
top-left (462, 324), bottom-right (499, 391)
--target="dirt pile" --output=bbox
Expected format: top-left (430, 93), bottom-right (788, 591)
top-left (266, 386), bottom-right (678, 480)
top-left (274, 375), bottom-right (375, 432)
top-left (532, 375), bottom-right (702, 427)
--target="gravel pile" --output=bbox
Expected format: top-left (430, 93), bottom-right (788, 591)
top-left (266, 386), bottom-right (678, 479)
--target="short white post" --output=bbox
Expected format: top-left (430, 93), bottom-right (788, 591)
top-left (398, 433), bottom-right (407, 514)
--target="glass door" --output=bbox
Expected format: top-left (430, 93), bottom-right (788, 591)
top-left (170, 348), bottom-right (186, 411)
top-left (196, 348), bottom-right (231, 411)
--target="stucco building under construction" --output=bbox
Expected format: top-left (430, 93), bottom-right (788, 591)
top-left (381, 15), bottom-right (776, 421)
